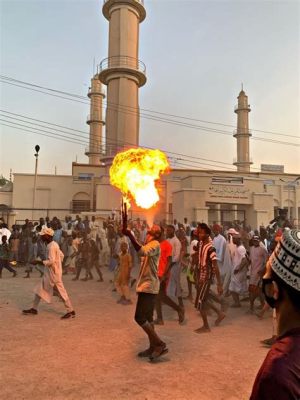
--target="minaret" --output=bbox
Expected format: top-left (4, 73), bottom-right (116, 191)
top-left (233, 88), bottom-right (253, 172)
top-left (85, 74), bottom-right (105, 165)
top-left (99, 0), bottom-right (146, 160)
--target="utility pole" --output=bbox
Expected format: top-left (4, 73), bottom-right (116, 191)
top-left (32, 145), bottom-right (40, 221)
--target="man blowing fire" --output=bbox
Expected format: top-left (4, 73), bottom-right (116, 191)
top-left (123, 224), bottom-right (168, 361)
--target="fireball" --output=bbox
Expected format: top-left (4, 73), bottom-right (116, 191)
top-left (109, 148), bottom-right (169, 209)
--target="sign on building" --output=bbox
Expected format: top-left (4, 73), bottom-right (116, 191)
top-left (261, 164), bottom-right (284, 173)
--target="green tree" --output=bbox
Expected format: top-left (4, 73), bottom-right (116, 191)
top-left (0, 175), bottom-right (9, 186)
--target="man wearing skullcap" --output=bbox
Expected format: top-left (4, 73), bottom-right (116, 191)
top-left (250, 229), bottom-right (300, 400)
top-left (22, 227), bottom-right (75, 319)
top-left (212, 224), bottom-right (227, 281)
top-left (229, 234), bottom-right (249, 307)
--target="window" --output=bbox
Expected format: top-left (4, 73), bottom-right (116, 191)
top-left (72, 200), bottom-right (90, 213)
top-left (77, 173), bottom-right (94, 181)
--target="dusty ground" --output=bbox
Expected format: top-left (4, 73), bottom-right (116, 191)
top-left (1, 266), bottom-right (273, 400)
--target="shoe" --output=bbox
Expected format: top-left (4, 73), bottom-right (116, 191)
top-left (61, 311), bottom-right (76, 319)
top-left (22, 308), bottom-right (38, 315)
top-left (81, 277), bottom-right (88, 281)
top-left (149, 343), bottom-right (168, 361)
top-left (194, 326), bottom-right (211, 334)
top-left (138, 347), bottom-right (154, 358)
top-left (260, 336), bottom-right (277, 347)
top-left (215, 312), bottom-right (226, 326)
top-left (153, 319), bottom-right (164, 325)
top-left (12, 271), bottom-right (17, 277)
top-left (178, 307), bottom-right (185, 325)
top-left (72, 277), bottom-right (78, 281)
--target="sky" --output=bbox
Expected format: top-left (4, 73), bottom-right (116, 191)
top-left (0, 0), bottom-right (299, 178)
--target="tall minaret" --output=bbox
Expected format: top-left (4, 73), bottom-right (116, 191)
top-left (233, 88), bottom-right (253, 172)
top-left (99, 0), bottom-right (146, 160)
top-left (85, 74), bottom-right (105, 165)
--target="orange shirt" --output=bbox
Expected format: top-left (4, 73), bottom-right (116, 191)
top-left (158, 240), bottom-right (172, 278)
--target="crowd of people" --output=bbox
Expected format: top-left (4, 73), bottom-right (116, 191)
top-left (0, 214), bottom-right (285, 327)
top-left (1, 213), bottom-right (299, 396)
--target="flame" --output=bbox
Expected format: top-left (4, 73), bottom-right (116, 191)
top-left (110, 148), bottom-right (169, 209)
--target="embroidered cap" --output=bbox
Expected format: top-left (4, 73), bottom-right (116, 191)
top-left (270, 229), bottom-right (300, 291)
top-left (39, 227), bottom-right (54, 237)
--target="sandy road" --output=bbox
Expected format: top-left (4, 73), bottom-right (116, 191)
top-left (0, 267), bottom-right (272, 400)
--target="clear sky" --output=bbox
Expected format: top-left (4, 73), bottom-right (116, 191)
top-left (0, 0), bottom-right (299, 178)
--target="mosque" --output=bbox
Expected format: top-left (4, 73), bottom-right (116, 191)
top-left (0, 0), bottom-right (299, 228)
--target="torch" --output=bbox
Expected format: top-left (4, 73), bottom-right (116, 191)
top-left (122, 198), bottom-right (128, 232)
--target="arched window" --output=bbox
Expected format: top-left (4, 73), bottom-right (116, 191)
top-left (72, 192), bottom-right (90, 213)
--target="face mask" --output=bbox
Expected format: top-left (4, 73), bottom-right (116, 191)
top-left (262, 278), bottom-right (278, 309)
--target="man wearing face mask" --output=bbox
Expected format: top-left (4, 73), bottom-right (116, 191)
top-left (250, 229), bottom-right (300, 400)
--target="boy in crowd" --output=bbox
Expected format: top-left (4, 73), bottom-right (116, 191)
top-left (0, 235), bottom-right (17, 278)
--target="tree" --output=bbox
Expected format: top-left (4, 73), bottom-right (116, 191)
top-left (0, 175), bottom-right (9, 187)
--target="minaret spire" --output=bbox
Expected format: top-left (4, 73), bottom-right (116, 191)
top-left (85, 75), bottom-right (105, 165)
top-left (233, 88), bottom-right (253, 172)
top-left (99, 0), bottom-right (147, 161)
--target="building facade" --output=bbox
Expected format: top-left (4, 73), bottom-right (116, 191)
top-left (1, 0), bottom-right (299, 228)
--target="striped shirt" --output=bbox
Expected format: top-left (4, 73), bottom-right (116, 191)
top-left (197, 239), bottom-right (217, 283)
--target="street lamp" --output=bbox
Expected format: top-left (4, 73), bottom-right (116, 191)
top-left (32, 145), bottom-right (40, 220)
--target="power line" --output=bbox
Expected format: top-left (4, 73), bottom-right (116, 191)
top-left (0, 80), bottom-right (89, 105)
top-left (4, 116), bottom-right (297, 173)
top-left (1, 122), bottom-right (231, 171)
top-left (0, 120), bottom-right (240, 171)
top-left (0, 110), bottom-right (239, 167)
top-left (1, 79), bottom-right (298, 147)
top-left (0, 111), bottom-right (255, 170)
top-left (3, 109), bottom-right (295, 172)
top-left (1, 74), bottom-right (299, 139)
top-left (0, 122), bottom-right (88, 147)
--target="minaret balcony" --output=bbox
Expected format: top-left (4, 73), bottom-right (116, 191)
top-left (86, 114), bottom-right (105, 124)
top-left (233, 129), bottom-right (252, 137)
top-left (87, 88), bottom-right (105, 99)
top-left (103, 0), bottom-right (146, 22)
top-left (85, 147), bottom-right (104, 156)
top-left (98, 56), bottom-right (146, 87)
top-left (234, 104), bottom-right (251, 112)
top-left (233, 157), bottom-right (253, 163)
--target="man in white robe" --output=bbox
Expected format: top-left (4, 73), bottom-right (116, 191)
top-left (22, 227), bottom-right (75, 319)
top-left (229, 234), bottom-right (249, 307)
